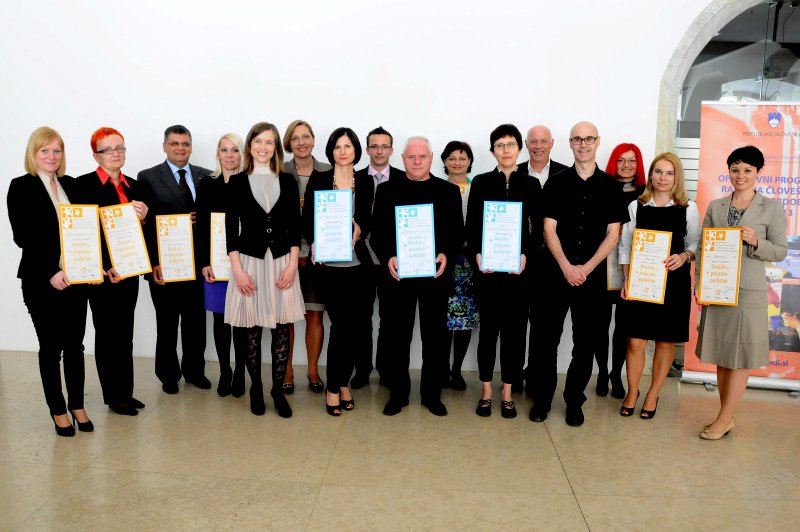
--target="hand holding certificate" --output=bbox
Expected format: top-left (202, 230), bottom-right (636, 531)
top-left (698, 228), bottom-right (742, 305)
top-left (58, 204), bottom-right (103, 283)
top-left (626, 229), bottom-right (672, 304)
top-left (100, 203), bottom-right (151, 279)
top-left (209, 212), bottom-right (231, 280)
top-left (481, 201), bottom-right (522, 273)
top-left (395, 204), bottom-right (436, 278)
top-left (313, 190), bottom-right (353, 262)
top-left (156, 214), bottom-right (196, 282)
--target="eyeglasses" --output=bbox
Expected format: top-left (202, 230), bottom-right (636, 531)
top-left (617, 158), bottom-right (637, 166)
top-left (526, 139), bottom-right (551, 146)
top-left (494, 141), bottom-right (518, 150)
top-left (96, 147), bottom-right (127, 155)
top-left (446, 156), bottom-right (469, 163)
top-left (368, 144), bottom-right (391, 151)
top-left (569, 136), bottom-right (597, 146)
top-left (167, 141), bottom-right (192, 148)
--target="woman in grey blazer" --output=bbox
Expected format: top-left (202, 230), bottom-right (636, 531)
top-left (696, 146), bottom-right (787, 440)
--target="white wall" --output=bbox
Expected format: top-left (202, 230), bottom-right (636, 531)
top-left (0, 0), bottom-right (712, 370)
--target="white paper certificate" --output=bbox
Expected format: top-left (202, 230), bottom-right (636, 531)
top-left (626, 229), bottom-right (672, 304)
top-left (99, 203), bottom-right (152, 279)
top-left (698, 227), bottom-right (742, 306)
top-left (395, 204), bottom-right (436, 278)
top-left (313, 190), bottom-right (353, 262)
top-left (156, 214), bottom-right (196, 282)
top-left (481, 201), bottom-right (522, 273)
top-left (210, 212), bottom-right (231, 280)
top-left (58, 204), bottom-right (103, 283)
top-left (607, 246), bottom-right (623, 290)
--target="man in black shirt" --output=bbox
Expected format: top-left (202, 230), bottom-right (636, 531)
top-left (371, 137), bottom-right (464, 416)
top-left (528, 121), bottom-right (628, 426)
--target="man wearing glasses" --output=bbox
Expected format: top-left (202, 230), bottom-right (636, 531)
top-left (351, 127), bottom-right (407, 390)
top-left (527, 121), bottom-right (627, 426)
top-left (138, 125), bottom-right (212, 394)
top-left (518, 124), bottom-right (568, 189)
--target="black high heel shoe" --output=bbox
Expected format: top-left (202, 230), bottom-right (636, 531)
top-left (69, 410), bottom-right (94, 432)
top-left (271, 389), bottom-right (293, 418)
top-left (640, 396), bottom-right (659, 420)
top-left (52, 415), bottom-right (75, 437)
top-left (620, 390), bottom-right (639, 417)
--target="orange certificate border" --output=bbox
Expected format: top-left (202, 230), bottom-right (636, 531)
top-left (209, 212), bottom-right (230, 281)
top-left (625, 228), bottom-right (672, 304)
top-left (99, 203), bottom-right (152, 279)
top-left (697, 227), bottom-right (742, 306)
top-left (156, 214), bottom-right (196, 283)
top-left (57, 203), bottom-right (103, 284)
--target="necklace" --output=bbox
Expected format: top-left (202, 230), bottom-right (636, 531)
top-left (333, 173), bottom-right (354, 192)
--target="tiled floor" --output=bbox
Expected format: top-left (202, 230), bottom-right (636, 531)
top-left (0, 350), bottom-right (797, 531)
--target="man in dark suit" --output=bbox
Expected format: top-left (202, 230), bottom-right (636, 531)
top-left (517, 124), bottom-right (568, 189)
top-left (350, 126), bottom-right (407, 389)
top-left (520, 124), bottom-right (569, 395)
top-left (138, 125), bottom-right (212, 394)
top-left (370, 136), bottom-right (463, 416)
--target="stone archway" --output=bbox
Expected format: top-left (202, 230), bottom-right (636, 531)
top-left (655, 0), bottom-right (764, 153)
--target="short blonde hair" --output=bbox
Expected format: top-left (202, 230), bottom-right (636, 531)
top-left (638, 152), bottom-right (688, 207)
top-left (25, 127), bottom-right (66, 176)
top-left (283, 119), bottom-right (316, 153)
top-left (211, 132), bottom-right (245, 177)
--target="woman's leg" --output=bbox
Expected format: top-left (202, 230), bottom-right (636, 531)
top-left (622, 338), bottom-right (647, 409)
top-left (270, 323), bottom-right (292, 418)
top-left (233, 326), bottom-right (264, 415)
top-left (285, 323), bottom-right (295, 385)
top-left (642, 341), bottom-right (674, 412)
top-left (305, 310), bottom-right (324, 383)
top-left (213, 312), bottom-right (232, 395)
top-left (707, 366), bottom-right (749, 433)
top-left (450, 330), bottom-right (471, 390)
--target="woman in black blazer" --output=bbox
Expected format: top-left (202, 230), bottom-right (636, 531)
top-left (224, 122), bottom-right (305, 417)
top-left (7, 127), bottom-right (91, 436)
top-left (303, 127), bottom-right (374, 416)
top-left (196, 133), bottom-right (244, 398)
top-left (74, 127), bottom-right (149, 417)
top-left (466, 124), bottom-right (542, 419)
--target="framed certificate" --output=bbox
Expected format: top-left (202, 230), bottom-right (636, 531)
top-left (395, 203), bottom-right (436, 278)
top-left (210, 212), bottom-right (231, 280)
top-left (698, 227), bottom-right (742, 306)
top-left (99, 203), bottom-right (152, 279)
top-left (58, 204), bottom-right (103, 284)
top-left (626, 228), bottom-right (672, 304)
top-left (156, 214), bottom-right (196, 282)
top-left (481, 201), bottom-right (522, 273)
top-left (313, 190), bottom-right (353, 262)
top-left (607, 246), bottom-right (623, 290)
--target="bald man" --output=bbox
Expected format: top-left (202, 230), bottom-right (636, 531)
top-left (527, 121), bottom-right (627, 427)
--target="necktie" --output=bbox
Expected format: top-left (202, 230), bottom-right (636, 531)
top-left (177, 168), bottom-right (194, 209)
top-left (375, 172), bottom-right (383, 185)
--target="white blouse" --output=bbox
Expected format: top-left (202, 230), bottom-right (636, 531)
top-left (618, 198), bottom-right (701, 265)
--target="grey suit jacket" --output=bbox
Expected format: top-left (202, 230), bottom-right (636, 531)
top-left (137, 161), bottom-right (212, 268)
top-left (699, 193), bottom-right (788, 291)
top-left (284, 157), bottom-right (332, 199)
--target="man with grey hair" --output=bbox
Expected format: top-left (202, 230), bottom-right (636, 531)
top-left (527, 121), bottom-right (627, 427)
top-left (370, 137), bottom-right (464, 416)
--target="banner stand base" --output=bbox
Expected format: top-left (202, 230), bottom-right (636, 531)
top-left (681, 371), bottom-right (800, 392)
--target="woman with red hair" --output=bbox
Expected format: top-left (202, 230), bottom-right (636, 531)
top-left (75, 127), bottom-right (150, 417)
top-left (595, 143), bottom-right (647, 399)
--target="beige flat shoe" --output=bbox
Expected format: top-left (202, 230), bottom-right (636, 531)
top-left (699, 416), bottom-right (735, 440)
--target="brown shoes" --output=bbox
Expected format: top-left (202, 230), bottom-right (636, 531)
top-left (699, 415), bottom-right (735, 440)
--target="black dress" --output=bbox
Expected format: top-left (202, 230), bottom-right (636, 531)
top-left (621, 204), bottom-right (691, 342)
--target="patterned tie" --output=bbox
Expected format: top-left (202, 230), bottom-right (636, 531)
top-left (375, 172), bottom-right (383, 186)
top-left (177, 168), bottom-right (194, 209)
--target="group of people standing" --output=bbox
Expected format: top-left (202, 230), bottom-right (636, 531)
top-left (9, 120), bottom-right (786, 441)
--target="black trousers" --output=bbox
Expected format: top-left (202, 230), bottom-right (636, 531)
top-left (322, 265), bottom-right (373, 393)
top-left (529, 269), bottom-right (608, 411)
top-left (148, 278), bottom-right (206, 385)
top-left (477, 272), bottom-right (528, 383)
top-left (354, 264), bottom-right (390, 379)
top-left (88, 276), bottom-right (138, 405)
top-left (21, 280), bottom-right (88, 416)
top-left (382, 272), bottom-right (449, 404)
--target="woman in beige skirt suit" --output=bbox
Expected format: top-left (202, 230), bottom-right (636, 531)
top-left (696, 146), bottom-right (787, 440)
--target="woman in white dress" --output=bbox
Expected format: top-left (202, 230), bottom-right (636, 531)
top-left (225, 122), bottom-right (306, 417)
